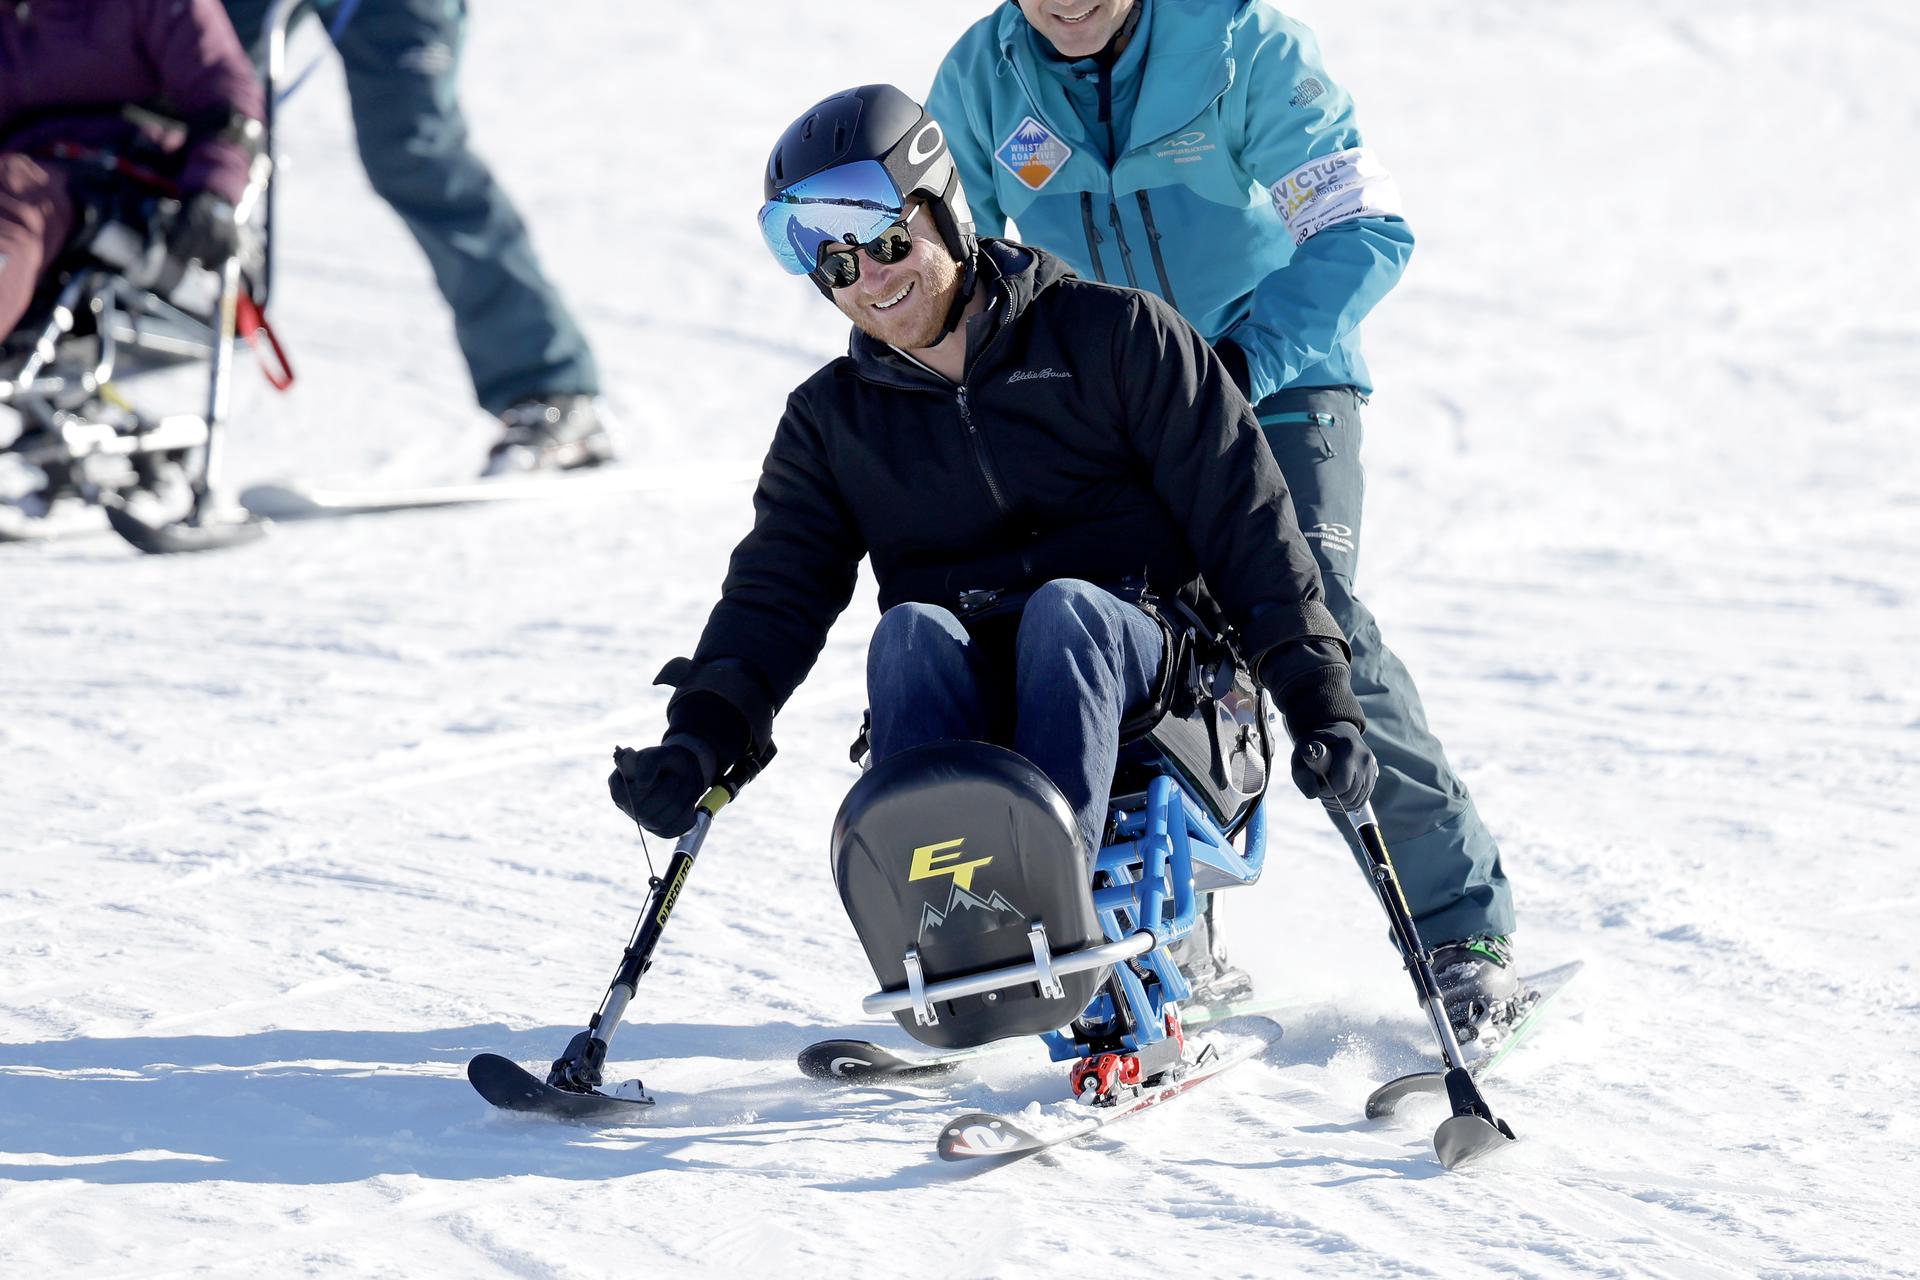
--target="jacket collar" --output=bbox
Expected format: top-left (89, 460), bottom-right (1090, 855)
top-left (995, 0), bottom-right (1238, 157)
top-left (846, 239), bottom-right (1063, 389)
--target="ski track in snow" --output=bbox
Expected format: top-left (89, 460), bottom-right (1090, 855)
top-left (3, 1), bottom-right (1916, 1275)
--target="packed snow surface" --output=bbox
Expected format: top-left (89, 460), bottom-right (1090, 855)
top-left (3, 1), bottom-right (1916, 1275)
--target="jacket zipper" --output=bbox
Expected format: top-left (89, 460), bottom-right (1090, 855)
top-left (1079, 193), bottom-right (1108, 282)
top-left (1107, 201), bottom-right (1141, 288)
top-left (955, 386), bottom-right (1012, 518)
top-left (956, 384), bottom-right (1035, 579)
top-left (1096, 65), bottom-right (1117, 161)
top-left (1135, 190), bottom-right (1181, 310)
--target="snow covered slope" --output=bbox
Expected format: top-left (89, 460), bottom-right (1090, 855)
top-left (3, 1), bottom-right (1916, 1275)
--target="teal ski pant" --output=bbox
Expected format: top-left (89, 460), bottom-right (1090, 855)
top-left (1256, 386), bottom-right (1515, 943)
top-left (225, 0), bottom-right (599, 412)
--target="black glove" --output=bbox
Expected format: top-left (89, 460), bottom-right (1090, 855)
top-left (607, 689), bottom-right (750, 837)
top-left (608, 744), bottom-right (712, 837)
top-left (1289, 721), bottom-right (1378, 811)
top-left (168, 191), bottom-right (240, 267)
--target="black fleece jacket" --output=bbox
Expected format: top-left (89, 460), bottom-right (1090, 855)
top-left (664, 241), bottom-right (1356, 759)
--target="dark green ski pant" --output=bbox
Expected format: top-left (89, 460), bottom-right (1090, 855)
top-left (1256, 386), bottom-right (1515, 944)
top-left (225, 0), bottom-right (599, 413)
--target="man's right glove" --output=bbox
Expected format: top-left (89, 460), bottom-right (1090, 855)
top-left (609, 744), bottom-right (712, 838)
top-left (1289, 721), bottom-right (1379, 812)
top-left (608, 687), bottom-right (753, 838)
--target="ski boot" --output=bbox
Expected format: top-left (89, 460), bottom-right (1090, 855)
top-left (1432, 934), bottom-right (1536, 1056)
top-left (1167, 893), bottom-right (1255, 1012)
top-left (484, 393), bottom-right (617, 476)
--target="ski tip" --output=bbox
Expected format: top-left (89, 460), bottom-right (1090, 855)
top-left (797, 1038), bottom-right (964, 1084)
top-left (1364, 1070), bottom-right (1447, 1120)
top-left (797, 1040), bottom-right (892, 1080)
top-left (103, 504), bottom-right (267, 553)
top-left (466, 1052), bottom-right (515, 1079)
top-left (936, 1112), bottom-right (1042, 1162)
top-left (238, 482), bottom-right (323, 518)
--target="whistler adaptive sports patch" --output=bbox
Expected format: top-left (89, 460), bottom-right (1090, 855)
top-left (995, 117), bottom-right (1073, 191)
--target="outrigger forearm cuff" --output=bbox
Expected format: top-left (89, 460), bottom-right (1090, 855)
top-left (1238, 600), bottom-right (1349, 673)
top-left (653, 656), bottom-right (776, 751)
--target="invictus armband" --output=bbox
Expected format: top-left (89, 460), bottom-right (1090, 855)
top-left (1269, 147), bottom-right (1404, 247)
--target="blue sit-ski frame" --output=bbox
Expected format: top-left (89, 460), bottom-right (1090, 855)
top-left (1040, 772), bottom-right (1269, 1062)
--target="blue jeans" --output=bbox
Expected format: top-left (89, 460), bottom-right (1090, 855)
top-left (1257, 387), bottom-right (1515, 942)
top-left (865, 579), bottom-right (1166, 862)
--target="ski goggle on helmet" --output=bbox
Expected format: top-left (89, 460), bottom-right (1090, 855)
top-left (758, 84), bottom-right (977, 295)
top-left (758, 162), bottom-right (920, 290)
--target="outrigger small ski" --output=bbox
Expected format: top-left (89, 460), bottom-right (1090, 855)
top-left (1363, 959), bottom-right (1583, 1120)
top-left (1304, 741), bottom-right (1520, 1170)
top-left (467, 746), bottom-right (773, 1121)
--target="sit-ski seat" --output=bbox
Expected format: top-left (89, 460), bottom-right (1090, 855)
top-left (832, 741), bottom-right (1129, 1050)
top-left (831, 658), bottom-right (1273, 1055)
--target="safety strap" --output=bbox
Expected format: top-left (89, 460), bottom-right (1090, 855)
top-left (235, 292), bottom-right (295, 391)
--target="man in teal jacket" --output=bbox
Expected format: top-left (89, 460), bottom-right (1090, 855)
top-left (930, 0), bottom-right (1526, 1047)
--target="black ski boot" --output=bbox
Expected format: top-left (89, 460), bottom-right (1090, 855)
top-left (1432, 934), bottom-right (1532, 1054)
top-left (484, 394), bottom-right (616, 477)
top-left (1169, 894), bottom-right (1255, 1011)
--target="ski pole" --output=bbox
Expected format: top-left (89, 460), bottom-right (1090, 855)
top-left (546, 746), bottom-right (774, 1093)
top-left (1302, 741), bottom-right (1517, 1167)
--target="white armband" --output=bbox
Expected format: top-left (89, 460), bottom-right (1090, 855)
top-left (1269, 147), bottom-right (1404, 247)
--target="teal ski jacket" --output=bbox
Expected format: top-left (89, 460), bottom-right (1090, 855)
top-left (928, 0), bottom-right (1413, 400)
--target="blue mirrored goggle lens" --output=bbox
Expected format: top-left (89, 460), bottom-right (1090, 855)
top-left (758, 160), bottom-right (905, 276)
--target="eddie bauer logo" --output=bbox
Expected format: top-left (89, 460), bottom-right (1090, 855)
top-left (1008, 368), bottom-right (1072, 384)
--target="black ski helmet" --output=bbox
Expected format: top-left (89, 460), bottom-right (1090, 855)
top-left (763, 84), bottom-right (977, 288)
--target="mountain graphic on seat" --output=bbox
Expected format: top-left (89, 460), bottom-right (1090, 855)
top-left (918, 882), bottom-right (1025, 942)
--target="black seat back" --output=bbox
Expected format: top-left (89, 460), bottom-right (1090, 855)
top-left (831, 741), bottom-right (1106, 1049)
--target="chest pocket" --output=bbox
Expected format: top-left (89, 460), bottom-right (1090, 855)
top-left (1113, 104), bottom-right (1256, 208)
top-left (990, 126), bottom-right (1109, 228)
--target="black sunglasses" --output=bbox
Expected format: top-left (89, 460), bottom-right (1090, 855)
top-left (812, 203), bottom-right (924, 291)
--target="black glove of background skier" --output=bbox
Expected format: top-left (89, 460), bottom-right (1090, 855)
top-left (608, 744), bottom-right (711, 837)
top-left (168, 191), bottom-right (240, 267)
top-left (1289, 722), bottom-right (1378, 811)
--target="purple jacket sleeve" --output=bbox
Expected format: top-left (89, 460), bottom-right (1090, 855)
top-left (140, 0), bottom-right (266, 203)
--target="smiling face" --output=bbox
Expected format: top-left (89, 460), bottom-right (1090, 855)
top-left (826, 200), bottom-right (963, 351)
top-left (1015, 0), bottom-right (1138, 59)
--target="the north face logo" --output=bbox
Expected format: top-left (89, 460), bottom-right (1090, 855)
top-left (1289, 77), bottom-right (1326, 108)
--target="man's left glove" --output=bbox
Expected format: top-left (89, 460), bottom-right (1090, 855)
top-left (609, 744), bottom-right (713, 837)
top-left (168, 192), bottom-right (241, 267)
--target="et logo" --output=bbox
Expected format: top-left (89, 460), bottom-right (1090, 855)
top-left (907, 837), bottom-right (993, 892)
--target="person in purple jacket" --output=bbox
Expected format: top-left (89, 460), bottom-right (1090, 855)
top-left (0, 0), bottom-right (264, 337)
